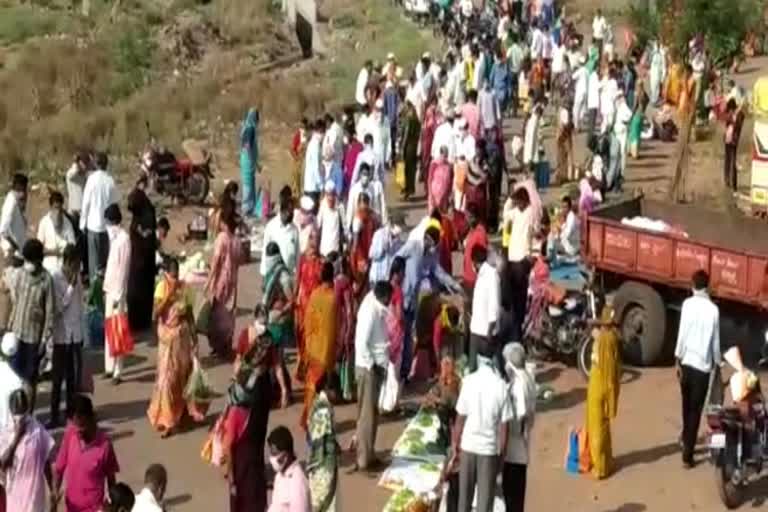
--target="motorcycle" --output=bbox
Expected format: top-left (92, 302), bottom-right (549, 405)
top-left (139, 124), bottom-right (214, 205)
top-left (527, 269), bottom-right (601, 380)
top-left (707, 347), bottom-right (768, 509)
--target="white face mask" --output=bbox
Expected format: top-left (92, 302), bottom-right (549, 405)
top-left (253, 320), bottom-right (266, 336)
top-left (23, 262), bottom-right (35, 272)
top-left (269, 455), bottom-right (283, 473)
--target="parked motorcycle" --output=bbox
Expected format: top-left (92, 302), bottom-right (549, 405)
top-left (527, 270), bottom-right (601, 380)
top-left (707, 351), bottom-right (768, 509)
top-left (140, 145), bottom-right (213, 205)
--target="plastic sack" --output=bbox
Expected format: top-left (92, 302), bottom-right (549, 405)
top-left (86, 307), bottom-right (104, 349)
top-left (195, 298), bottom-right (213, 335)
top-left (105, 314), bottom-right (134, 357)
top-left (87, 275), bottom-right (104, 312)
top-left (730, 369), bottom-right (759, 402)
top-left (578, 428), bottom-right (591, 473)
top-left (185, 357), bottom-right (216, 403)
top-left (379, 361), bottom-right (401, 413)
top-left (395, 161), bottom-right (406, 191)
top-left (565, 427), bottom-right (581, 474)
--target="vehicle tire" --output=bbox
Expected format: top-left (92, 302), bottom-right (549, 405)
top-left (716, 453), bottom-right (743, 509)
top-left (613, 281), bottom-right (666, 366)
top-left (187, 169), bottom-right (210, 206)
top-left (577, 334), bottom-right (593, 381)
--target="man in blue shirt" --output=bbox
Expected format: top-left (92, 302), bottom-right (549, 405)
top-left (396, 226), bottom-right (461, 380)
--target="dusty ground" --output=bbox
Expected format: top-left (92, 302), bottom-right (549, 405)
top-left (21, 2), bottom-right (768, 512)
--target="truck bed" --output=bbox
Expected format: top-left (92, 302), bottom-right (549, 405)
top-left (583, 197), bottom-right (768, 307)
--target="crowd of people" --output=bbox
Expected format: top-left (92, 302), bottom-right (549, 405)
top-left (0, 0), bottom-right (748, 511)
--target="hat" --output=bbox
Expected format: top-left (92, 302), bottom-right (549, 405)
top-left (300, 195), bottom-right (315, 211)
top-left (1, 332), bottom-right (18, 358)
top-left (387, 52), bottom-right (396, 60)
top-left (375, 98), bottom-right (384, 109)
top-left (422, 51), bottom-right (431, 59)
top-left (324, 180), bottom-right (336, 193)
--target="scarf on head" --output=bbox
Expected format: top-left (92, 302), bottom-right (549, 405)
top-left (240, 108), bottom-right (259, 147)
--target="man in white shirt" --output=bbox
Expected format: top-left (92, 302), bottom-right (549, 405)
top-left (478, 81), bottom-right (501, 134)
top-left (432, 110), bottom-right (457, 163)
top-left (455, 119), bottom-right (477, 162)
top-left (572, 57), bottom-right (588, 131)
top-left (37, 191), bottom-right (76, 274)
top-left (351, 134), bottom-right (384, 185)
top-left (0, 333), bottom-right (24, 430)
top-left (607, 90), bottom-right (632, 192)
top-left (355, 60), bottom-right (373, 109)
top-left (522, 104), bottom-right (542, 169)
top-left (529, 20), bottom-right (544, 62)
top-left (65, 152), bottom-right (89, 227)
top-left (469, 245), bottom-right (500, 371)
top-left (554, 195), bottom-right (580, 257)
top-left (586, 69), bottom-right (601, 135)
top-left (502, 342), bottom-right (536, 512)
top-left (346, 164), bottom-right (387, 231)
top-left (260, 200), bottom-right (300, 276)
top-left (132, 464), bottom-right (167, 512)
top-left (453, 343), bottom-right (514, 512)
top-left (47, 245), bottom-right (83, 428)
top-left (303, 120), bottom-right (326, 206)
top-left (80, 152), bottom-right (118, 281)
top-left (507, 186), bottom-right (534, 342)
top-left (103, 204), bottom-right (131, 383)
top-left (592, 9), bottom-right (607, 55)
top-left (675, 270), bottom-right (721, 468)
top-left (317, 180), bottom-right (345, 257)
top-left (0, 173), bottom-right (28, 261)
top-left (322, 113), bottom-right (345, 195)
top-left (353, 281), bottom-right (392, 470)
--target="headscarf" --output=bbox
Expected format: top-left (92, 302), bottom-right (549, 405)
top-left (240, 108), bottom-right (259, 148)
top-left (514, 178), bottom-right (543, 231)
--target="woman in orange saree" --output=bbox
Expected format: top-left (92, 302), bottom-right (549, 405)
top-left (295, 228), bottom-right (324, 380)
top-left (300, 263), bottom-right (338, 429)
top-left (147, 259), bottom-right (206, 438)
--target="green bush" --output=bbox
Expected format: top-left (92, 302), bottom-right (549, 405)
top-left (0, 5), bottom-right (74, 45)
top-left (109, 25), bottom-right (155, 101)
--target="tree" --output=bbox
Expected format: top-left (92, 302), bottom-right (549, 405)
top-left (628, 0), bottom-right (764, 201)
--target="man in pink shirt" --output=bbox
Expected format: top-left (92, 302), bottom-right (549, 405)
top-left (267, 426), bottom-right (310, 512)
top-left (460, 89), bottom-right (481, 140)
top-left (52, 394), bottom-right (120, 512)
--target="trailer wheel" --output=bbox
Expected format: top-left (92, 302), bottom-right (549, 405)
top-left (613, 282), bottom-right (666, 366)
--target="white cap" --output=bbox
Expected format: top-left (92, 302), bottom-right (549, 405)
top-left (375, 98), bottom-right (384, 109)
top-left (1, 332), bottom-right (18, 358)
top-left (422, 51), bottom-right (431, 59)
top-left (300, 195), bottom-right (315, 211)
top-left (324, 180), bottom-right (336, 193)
top-left (387, 52), bottom-right (396, 60)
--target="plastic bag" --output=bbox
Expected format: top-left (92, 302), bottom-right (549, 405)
top-left (185, 357), bottom-right (215, 402)
top-left (565, 427), bottom-right (580, 474)
top-left (86, 307), bottom-right (104, 349)
top-left (195, 298), bottom-right (213, 335)
top-left (395, 161), bottom-right (406, 191)
top-left (379, 361), bottom-right (401, 413)
top-left (105, 313), bottom-right (134, 357)
top-left (87, 275), bottom-right (104, 312)
top-left (339, 348), bottom-right (355, 402)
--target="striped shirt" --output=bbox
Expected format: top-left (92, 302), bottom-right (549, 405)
top-left (9, 268), bottom-right (55, 345)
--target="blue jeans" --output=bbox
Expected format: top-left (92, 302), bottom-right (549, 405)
top-left (401, 308), bottom-right (416, 380)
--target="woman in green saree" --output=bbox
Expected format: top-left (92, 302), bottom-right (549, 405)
top-left (307, 373), bottom-right (340, 512)
top-left (262, 242), bottom-right (294, 408)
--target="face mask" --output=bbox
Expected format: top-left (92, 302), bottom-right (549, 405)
top-left (253, 320), bottom-right (266, 336)
top-left (361, 176), bottom-right (371, 186)
top-left (269, 455), bottom-right (284, 473)
top-left (391, 225), bottom-right (402, 237)
top-left (23, 262), bottom-right (35, 272)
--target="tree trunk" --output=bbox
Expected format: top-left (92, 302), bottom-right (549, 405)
top-left (668, 108), bottom-right (694, 202)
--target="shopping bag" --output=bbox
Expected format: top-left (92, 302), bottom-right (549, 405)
top-left (578, 428), bottom-right (591, 473)
top-left (395, 161), bottom-right (406, 191)
top-left (184, 357), bottom-right (216, 403)
top-left (565, 427), bottom-right (581, 474)
top-left (86, 306), bottom-right (104, 349)
top-left (378, 361), bottom-right (401, 413)
top-left (104, 314), bottom-right (135, 357)
top-left (195, 298), bottom-right (213, 335)
top-left (339, 349), bottom-right (355, 402)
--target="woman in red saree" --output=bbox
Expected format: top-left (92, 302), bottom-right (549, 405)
top-left (295, 228), bottom-right (324, 380)
top-left (420, 101), bottom-right (439, 180)
top-left (300, 262), bottom-right (338, 429)
top-left (427, 146), bottom-right (453, 213)
top-left (351, 193), bottom-right (378, 290)
top-left (386, 257), bottom-right (406, 376)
